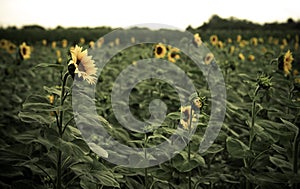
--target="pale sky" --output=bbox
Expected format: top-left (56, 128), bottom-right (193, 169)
top-left (0, 0), bottom-right (299, 30)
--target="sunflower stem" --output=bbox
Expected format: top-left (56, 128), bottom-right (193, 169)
top-left (56, 71), bottom-right (69, 189)
top-left (245, 85), bottom-right (260, 189)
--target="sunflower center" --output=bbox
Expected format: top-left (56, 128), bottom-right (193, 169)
top-left (156, 47), bottom-right (163, 55)
top-left (22, 47), bottom-right (27, 55)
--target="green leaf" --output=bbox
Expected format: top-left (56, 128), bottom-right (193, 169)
top-left (88, 142), bottom-right (108, 158)
top-left (18, 111), bottom-right (54, 124)
top-left (43, 86), bottom-right (61, 96)
top-left (269, 156), bottom-right (292, 172)
top-left (226, 137), bottom-right (250, 159)
top-left (34, 63), bottom-right (64, 69)
top-left (172, 150), bottom-right (205, 172)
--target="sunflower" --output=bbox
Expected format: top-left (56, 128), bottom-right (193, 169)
top-left (79, 37), bottom-right (85, 45)
top-left (0, 39), bottom-right (8, 49)
top-left (229, 45), bottom-right (235, 55)
top-left (6, 42), bottom-right (17, 54)
top-left (153, 43), bottom-right (167, 58)
top-left (89, 41), bottom-right (95, 49)
top-left (238, 53), bottom-right (245, 61)
top-left (42, 39), bottom-right (47, 46)
top-left (61, 39), bottom-right (68, 48)
top-left (52, 41), bottom-right (56, 49)
top-left (168, 47), bottom-right (180, 63)
top-left (131, 37), bottom-right (135, 44)
top-left (19, 42), bottom-right (31, 60)
top-left (193, 33), bottom-right (202, 47)
top-left (115, 38), bottom-right (120, 46)
top-left (97, 37), bottom-right (104, 48)
top-left (180, 105), bottom-right (193, 130)
top-left (204, 52), bottom-right (214, 65)
top-left (68, 45), bottom-right (98, 85)
top-left (210, 35), bottom-right (218, 46)
top-left (283, 50), bottom-right (294, 76)
top-left (293, 69), bottom-right (299, 76)
top-left (250, 37), bottom-right (258, 46)
top-left (248, 55), bottom-right (255, 61)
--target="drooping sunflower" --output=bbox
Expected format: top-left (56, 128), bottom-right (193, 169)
top-left (193, 33), bottom-right (202, 47)
top-left (204, 52), bottom-right (214, 65)
top-left (168, 47), bottom-right (180, 63)
top-left (228, 45), bottom-right (235, 55)
top-left (153, 43), bottom-right (167, 59)
top-left (19, 42), bottom-right (31, 60)
top-left (68, 45), bottom-right (98, 85)
top-left (210, 35), bottom-right (218, 46)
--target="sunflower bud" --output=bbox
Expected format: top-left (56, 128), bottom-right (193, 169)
top-left (257, 73), bottom-right (272, 90)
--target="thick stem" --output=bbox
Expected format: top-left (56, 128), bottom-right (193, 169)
top-left (57, 72), bottom-right (69, 189)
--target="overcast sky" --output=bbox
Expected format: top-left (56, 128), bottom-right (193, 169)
top-left (1, 0), bottom-right (299, 30)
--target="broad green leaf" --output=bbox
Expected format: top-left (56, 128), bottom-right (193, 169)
top-left (226, 137), bottom-right (250, 159)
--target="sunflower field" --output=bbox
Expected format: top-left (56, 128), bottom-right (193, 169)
top-left (0, 24), bottom-right (300, 189)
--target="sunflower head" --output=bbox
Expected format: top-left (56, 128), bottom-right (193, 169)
top-left (193, 33), bottom-right (202, 47)
top-left (204, 52), bottom-right (215, 65)
top-left (19, 42), bottom-right (31, 60)
top-left (278, 50), bottom-right (294, 76)
top-left (153, 43), bottom-right (167, 59)
top-left (180, 105), bottom-right (192, 130)
top-left (210, 35), bottom-right (218, 46)
top-left (168, 47), bottom-right (180, 63)
top-left (68, 45), bottom-right (98, 85)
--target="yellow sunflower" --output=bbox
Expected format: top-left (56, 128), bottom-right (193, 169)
top-left (236, 35), bottom-right (242, 43)
top-left (42, 39), bottom-right (47, 46)
top-left (6, 42), bottom-right (17, 54)
top-left (204, 52), bottom-right (214, 65)
top-left (293, 69), bottom-right (299, 76)
top-left (79, 37), bottom-right (85, 45)
top-left (193, 33), bottom-right (202, 47)
top-left (250, 37), bottom-right (258, 46)
top-left (168, 47), bottom-right (180, 63)
top-left (52, 41), bottom-right (56, 49)
top-left (131, 37), bottom-right (135, 44)
top-left (89, 41), bottom-right (95, 49)
top-left (68, 45), bottom-right (98, 85)
top-left (248, 55), bottom-right (255, 61)
top-left (19, 42), bottom-right (31, 60)
top-left (154, 43), bottom-right (167, 59)
top-left (180, 105), bottom-right (193, 130)
top-left (210, 35), bottom-right (218, 46)
top-left (61, 39), bottom-right (68, 48)
top-left (229, 45), bottom-right (235, 55)
top-left (0, 39), bottom-right (8, 49)
top-left (283, 50), bottom-right (294, 76)
top-left (238, 53), bottom-right (245, 61)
